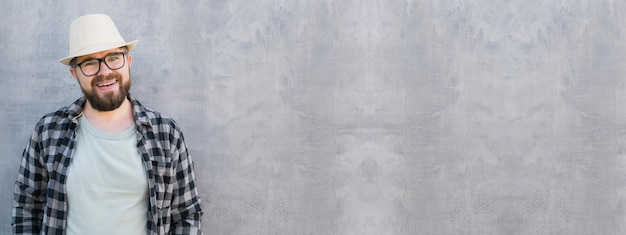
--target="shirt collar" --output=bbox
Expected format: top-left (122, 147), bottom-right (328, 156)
top-left (64, 94), bottom-right (152, 129)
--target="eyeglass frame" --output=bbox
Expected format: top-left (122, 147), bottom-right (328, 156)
top-left (71, 51), bottom-right (128, 76)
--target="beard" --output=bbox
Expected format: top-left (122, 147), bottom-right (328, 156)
top-left (82, 73), bottom-right (131, 112)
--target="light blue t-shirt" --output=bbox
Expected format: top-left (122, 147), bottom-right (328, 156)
top-left (66, 115), bottom-right (148, 235)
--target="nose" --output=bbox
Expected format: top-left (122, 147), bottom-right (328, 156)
top-left (96, 60), bottom-right (113, 75)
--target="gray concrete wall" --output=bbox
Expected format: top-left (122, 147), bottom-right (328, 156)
top-left (2, 0), bottom-right (626, 234)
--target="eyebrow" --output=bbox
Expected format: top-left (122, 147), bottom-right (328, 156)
top-left (75, 51), bottom-right (125, 64)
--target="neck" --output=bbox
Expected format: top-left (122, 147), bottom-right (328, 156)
top-left (83, 98), bottom-right (135, 132)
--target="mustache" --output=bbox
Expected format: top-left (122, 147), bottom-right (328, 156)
top-left (91, 73), bottom-right (121, 86)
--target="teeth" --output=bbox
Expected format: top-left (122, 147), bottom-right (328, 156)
top-left (97, 81), bottom-right (116, 87)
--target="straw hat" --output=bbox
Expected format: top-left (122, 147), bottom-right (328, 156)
top-left (59, 14), bottom-right (139, 65)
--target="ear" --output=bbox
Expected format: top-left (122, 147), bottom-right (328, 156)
top-left (69, 66), bottom-right (79, 80)
top-left (126, 54), bottom-right (133, 67)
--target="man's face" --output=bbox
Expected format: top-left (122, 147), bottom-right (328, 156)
top-left (70, 48), bottom-right (133, 112)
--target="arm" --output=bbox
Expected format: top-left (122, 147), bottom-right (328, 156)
top-left (12, 131), bottom-right (47, 234)
top-left (170, 132), bottom-right (203, 235)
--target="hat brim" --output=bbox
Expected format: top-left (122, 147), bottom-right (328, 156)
top-left (59, 39), bottom-right (139, 66)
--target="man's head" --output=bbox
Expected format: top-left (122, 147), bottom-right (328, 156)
top-left (70, 47), bottom-right (132, 111)
top-left (61, 14), bottom-right (139, 112)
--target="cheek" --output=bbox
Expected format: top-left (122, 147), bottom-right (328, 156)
top-left (77, 77), bottom-right (92, 89)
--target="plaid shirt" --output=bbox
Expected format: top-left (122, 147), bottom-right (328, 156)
top-left (12, 95), bottom-right (203, 234)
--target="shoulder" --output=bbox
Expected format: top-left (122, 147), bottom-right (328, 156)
top-left (33, 97), bottom-right (85, 133)
top-left (144, 106), bottom-right (181, 130)
top-left (130, 95), bottom-right (184, 134)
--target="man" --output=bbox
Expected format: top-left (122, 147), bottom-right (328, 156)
top-left (12, 14), bottom-right (203, 234)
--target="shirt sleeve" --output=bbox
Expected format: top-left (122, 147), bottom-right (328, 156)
top-left (12, 129), bottom-right (47, 234)
top-left (169, 130), bottom-right (203, 235)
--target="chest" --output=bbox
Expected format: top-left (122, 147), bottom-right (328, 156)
top-left (66, 117), bottom-right (147, 193)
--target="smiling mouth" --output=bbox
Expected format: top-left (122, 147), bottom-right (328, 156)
top-left (96, 80), bottom-right (117, 87)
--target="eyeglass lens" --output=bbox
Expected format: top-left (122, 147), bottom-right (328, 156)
top-left (78, 53), bottom-right (126, 76)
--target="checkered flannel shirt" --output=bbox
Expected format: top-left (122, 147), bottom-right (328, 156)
top-left (12, 95), bottom-right (203, 234)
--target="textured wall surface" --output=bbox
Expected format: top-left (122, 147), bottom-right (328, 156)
top-left (2, 1), bottom-right (626, 234)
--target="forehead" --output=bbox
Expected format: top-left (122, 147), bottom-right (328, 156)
top-left (75, 48), bottom-right (125, 63)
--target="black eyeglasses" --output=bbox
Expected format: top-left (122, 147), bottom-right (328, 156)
top-left (72, 52), bottom-right (127, 76)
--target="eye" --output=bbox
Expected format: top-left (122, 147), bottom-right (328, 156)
top-left (107, 53), bottom-right (123, 62)
top-left (81, 59), bottom-right (99, 68)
